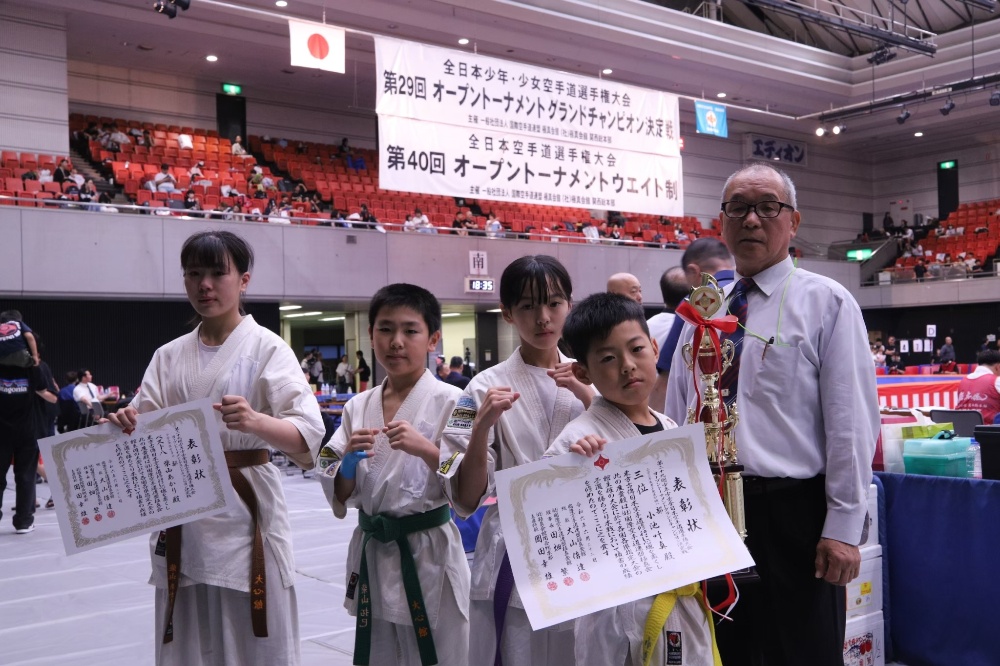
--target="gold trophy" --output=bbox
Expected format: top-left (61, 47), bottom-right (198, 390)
top-left (679, 274), bottom-right (747, 543)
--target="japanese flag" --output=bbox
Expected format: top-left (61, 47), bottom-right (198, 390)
top-left (288, 19), bottom-right (345, 73)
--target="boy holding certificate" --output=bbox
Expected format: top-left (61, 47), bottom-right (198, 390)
top-left (318, 284), bottom-right (470, 666)
top-left (546, 292), bottom-right (721, 666)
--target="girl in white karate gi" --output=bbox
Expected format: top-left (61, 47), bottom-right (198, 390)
top-left (108, 230), bottom-right (325, 666)
top-left (439, 255), bottom-right (595, 666)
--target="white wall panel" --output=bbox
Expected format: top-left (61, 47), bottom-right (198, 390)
top-left (0, 6), bottom-right (68, 155)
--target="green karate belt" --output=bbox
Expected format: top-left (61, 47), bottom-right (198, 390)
top-left (354, 504), bottom-right (452, 666)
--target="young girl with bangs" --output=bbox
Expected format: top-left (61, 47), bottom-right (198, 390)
top-left (108, 230), bottom-right (324, 665)
top-left (439, 254), bottom-right (594, 665)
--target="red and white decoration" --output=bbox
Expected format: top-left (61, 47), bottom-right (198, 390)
top-left (288, 19), bottom-right (345, 73)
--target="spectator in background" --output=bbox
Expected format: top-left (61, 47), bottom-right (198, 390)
top-left (485, 212), bottom-right (504, 238)
top-left (53, 159), bottom-right (72, 185)
top-left (646, 266), bottom-right (689, 352)
top-left (436, 357), bottom-right (452, 381)
top-left (606, 272), bottom-right (643, 304)
top-left (955, 350), bottom-right (1000, 424)
top-left (0, 310), bottom-right (40, 369)
top-left (886, 353), bottom-right (905, 374)
top-left (189, 162), bottom-right (212, 188)
top-left (231, 135), bottom-right (251, 159)
top-left (463, 211), bottom-right (483, 237)
top-left (444, 356), bottom-right (471, 389)
top-left (938, 336), bottom-right (956, 363)
top-left (79, 179), bottom-right (99, 209)
top-left (334, 355), bottom-right (353, 394)
top-left (152, 164), bottom-right (178, 192)
top-left (882, 211), bottom-right (894, 231)
top-left (452, 211), bottom-right (468, 236)
top-left (73, 368), bottom-right (114, 420)
top-left (183, 191), bottom-right (203, 216)
top-left (402, 213), bottom-right (417, 232)
top-left (354, 350), bottom-right (370, 392)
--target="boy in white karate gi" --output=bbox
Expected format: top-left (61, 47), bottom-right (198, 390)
top-left (439, 255), bottom-right (594, 665)
top-left (318, 284), bottom-right (470, 666)
top-left (547, 292), bottom-right (720, 666)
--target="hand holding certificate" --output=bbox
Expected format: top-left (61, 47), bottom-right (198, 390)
top-left (495, 422), bottom-right (754, 630)
top-left (38, 399), bottom-right (237, 555)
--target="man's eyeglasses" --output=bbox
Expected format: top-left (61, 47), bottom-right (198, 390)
top-left (721, 200), bottom-right (794, 219)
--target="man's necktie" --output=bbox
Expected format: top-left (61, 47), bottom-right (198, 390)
top-left (719, 278), bottom-right (755, 408)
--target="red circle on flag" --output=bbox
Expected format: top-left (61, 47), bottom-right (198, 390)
top-left (308, 34), bottom-right (329, 60)
top-left (547, 581), bottom-right (558, 591)
top-left (108, 510), bottom-right (116, 518)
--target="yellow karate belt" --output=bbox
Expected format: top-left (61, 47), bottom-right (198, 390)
top-left (641, 582), bottom-right (722, 666)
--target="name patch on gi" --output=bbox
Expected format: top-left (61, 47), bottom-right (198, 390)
top-left (154, 531), bottom-right (167, 557)
top-left (346, 572), bottom-right (359, 600)
top-left (666, 630), bottom-right (682, 665)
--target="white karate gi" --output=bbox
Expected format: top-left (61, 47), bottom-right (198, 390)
top-left (131, 315), bottom-right (325, 666)
top-left (546, 397), bottom-right (715, 666)
top-left (439, 347), bottom-right (586, 666)
top-left (318, 370), bottom-right (471, 666)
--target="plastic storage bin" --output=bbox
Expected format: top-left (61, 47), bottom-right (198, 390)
top-left (903, 435), bottom-right (972, 477)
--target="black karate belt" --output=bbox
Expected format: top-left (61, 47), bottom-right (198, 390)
top-left (354, 504), bottom-right (452, 666)
top-left (162, 448), bottom-right (271, 644)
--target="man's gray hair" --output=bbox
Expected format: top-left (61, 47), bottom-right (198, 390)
top-left (722, 163), bottom-right (797, 210)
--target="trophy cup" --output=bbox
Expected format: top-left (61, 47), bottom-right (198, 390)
top-left (678, 273), bottom-right (748, 545)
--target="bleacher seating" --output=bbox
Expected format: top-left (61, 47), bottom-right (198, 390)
top-left (894, 199), bottom-right (999, 272)
top-left (5, 112), bottom-right (720, 240)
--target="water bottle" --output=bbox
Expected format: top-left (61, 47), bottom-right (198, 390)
top-left (967, 441), bottom-right (982, 479)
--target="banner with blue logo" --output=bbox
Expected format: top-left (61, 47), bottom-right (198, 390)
top-left (694, 101), bottom-right (728, 138)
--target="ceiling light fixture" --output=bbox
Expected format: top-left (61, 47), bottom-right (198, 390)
top-left (897, 108), bottom-right (911, 125)
top-left (940, 98), bottom-right (955, 116)
top-left (442, 313), bottom-right (462, 318)
top-left (457, 38), bottom-right (470, 45)
top-left (275, 0), bottom-right (288, 6)
top-left (284, 311), bottom-right (323, 318)
top-left (716, 92), bottom-right (727, 98)
top-left (487, 308), bottom-right (502, 313)
top-left (602, 68), bottom-right (613, 75)
top-left (815, 127), bottom-right (826, 137)
top-left (319, 316), bottom-right (345, 321)
top-left (914, 131), bottom-right (924, 137)
top-left (278, 305), bottom-right (302, 311)
top-left (832, 124), bottom-right (845, 135)
top-left (205, 55), bottom-right (218, 62)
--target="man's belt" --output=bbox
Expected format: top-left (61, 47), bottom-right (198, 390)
top-left (162, 448), bottom-right (270, 644)
top-left (642, 583), bottom-right (721, 666)
top-left (353, 504), bottom-right (452, 666)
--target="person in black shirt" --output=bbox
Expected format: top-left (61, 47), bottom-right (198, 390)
top-left (0, 364), bottom-right (55, 533)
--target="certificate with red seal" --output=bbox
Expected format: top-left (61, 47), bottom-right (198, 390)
top-left (38, 399), bottom-right (237, 555)
top-left (495, 423), bottom-right (754, 630)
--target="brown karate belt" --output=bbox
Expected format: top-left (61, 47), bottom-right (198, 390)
top-left (163, 448), bottom-right (271, 643)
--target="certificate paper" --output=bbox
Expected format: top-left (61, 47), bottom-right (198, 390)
top-left (38, 399), bottom-right (237, 556)
top-left (496, 423), bottom-right (754, 630)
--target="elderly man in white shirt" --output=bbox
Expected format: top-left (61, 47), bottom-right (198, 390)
top-left (666, 164), bottom-right (878, 666)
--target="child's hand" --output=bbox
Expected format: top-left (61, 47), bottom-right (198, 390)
top-left (213, 395), bottom-right (261, 433)
top-left (338, 428), bottom-right (377, 479)
top-left (473, 387), bottom-right (520, 431)
top-left (107, 406), bottom-right (139, 432)
top-left (569, 435), bottom-right (607, 457)
top-left (384, 420), bottom-right (437, 467)
top-left (548, 362), bottom-right (594, 406)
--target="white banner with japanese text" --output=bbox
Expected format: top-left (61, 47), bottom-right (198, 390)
top-left (39, 399), bottom-right (237, 555)
top-left (379, 115), bottom-right (683, 216)
top-left (495, 423), bottom-right (754, 630)
top-left (375, 36), bottom-right (682, 214)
